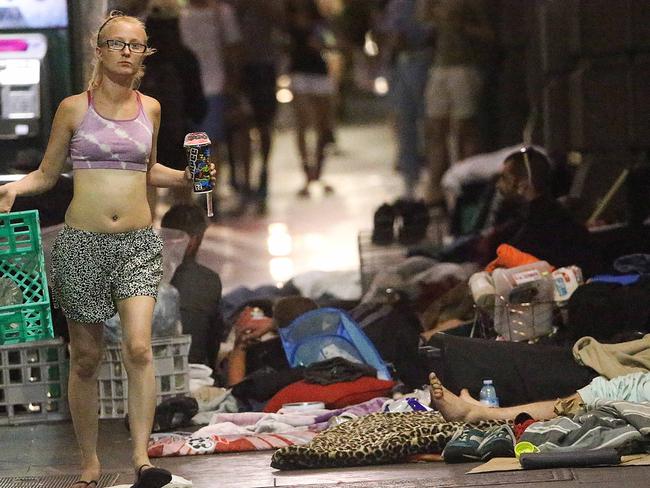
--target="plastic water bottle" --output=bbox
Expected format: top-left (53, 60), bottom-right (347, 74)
top-left (479, 379), bottom-right (499, 407)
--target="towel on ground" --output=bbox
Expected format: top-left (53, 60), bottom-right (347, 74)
top-left (573, 334), bottom-right (650, 379)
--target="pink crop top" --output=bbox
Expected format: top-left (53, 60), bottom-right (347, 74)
top-left (69, 91), bottom-right (153, 172)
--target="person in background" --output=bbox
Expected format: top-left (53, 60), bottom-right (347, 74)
top-left (141, 0), bottom-right (206, 207)
top-left (226, 296), bottom-right (318, 386)
top-left (0, 11), bottom-right (215, 488)
top-left (232, 0), bottom-right (284, 214)
top-left (161, 204), bottom-right (224, 370)
top-left (419, 0), bottom-right (494, 207)
top-left (179, 0), bottom-right (243, 214)
top-left (378, 0), bottom-right (434, 200)
top-left (495, 147), bottom-right (598, 276)
top-left (286, 0), bottom-right (336, 196)
top-left (436, 147), bottom-right (598, 277)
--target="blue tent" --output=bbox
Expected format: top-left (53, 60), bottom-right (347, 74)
top-left (278, 307), bottom-right (392, 380)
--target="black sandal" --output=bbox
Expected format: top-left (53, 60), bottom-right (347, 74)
top-left (71, 481), bottom-right (98, 488)
top-left (131, 464), bottom-right (172, 488)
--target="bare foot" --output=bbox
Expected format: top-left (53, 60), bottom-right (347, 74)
top-left (460, 388), bottom-right (484, 406)
top-left (70, 460), bottom-right (100, 487)
top-left (428, 373), bottom-right (477, 422)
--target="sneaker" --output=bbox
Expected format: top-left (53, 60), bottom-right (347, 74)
top-left (395, 199), bottom-right (430, 244)
top-left (442, 427), bottom-right (486, 463)
top-left (371, 203), bottom-right (396, 245)
top-left (476, 424), bottom-right (516, 461)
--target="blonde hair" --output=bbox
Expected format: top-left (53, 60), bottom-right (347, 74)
top-left (87, 10), bottom-right (155, 90)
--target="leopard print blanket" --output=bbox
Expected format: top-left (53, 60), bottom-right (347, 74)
top-left (271, 411), bottom-right (505, 470)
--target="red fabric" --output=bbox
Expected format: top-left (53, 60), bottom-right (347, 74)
top-left (485, 244), bottom-right (548, 273)
top-left (514, 418), bottom-right (537, 440)
top-left (264, 377), bottom-right (395, 413)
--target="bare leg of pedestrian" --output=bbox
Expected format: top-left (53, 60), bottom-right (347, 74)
top-left (426, 117), bottom-right (451, 207)
top-left (68, 322), bottom-right (104, 485)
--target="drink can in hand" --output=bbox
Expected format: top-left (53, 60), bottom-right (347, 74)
top-left (184, 132), bottom-right (213, 193)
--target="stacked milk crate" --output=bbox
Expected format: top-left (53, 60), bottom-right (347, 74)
top-left (97, 334), bottom-right (191, 419)
top-left (0, 210), bottom-right (69, 424)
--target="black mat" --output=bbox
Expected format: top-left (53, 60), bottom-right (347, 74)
top-left (283, 468), bottom-right (575, 487)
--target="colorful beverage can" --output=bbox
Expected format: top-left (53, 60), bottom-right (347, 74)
top-left (183, 132), bottom-right (213, 193)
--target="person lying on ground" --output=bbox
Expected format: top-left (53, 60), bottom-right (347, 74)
top-left (226, 296), bottom-right (318, 386)
top-left (428, 371), bottom-right (650, 423)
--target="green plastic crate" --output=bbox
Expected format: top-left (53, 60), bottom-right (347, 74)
top-left (0, 210), bottom-right (53, 345)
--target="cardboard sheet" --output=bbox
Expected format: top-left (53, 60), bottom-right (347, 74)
top-left (467, 454), bottom-right (650, 474)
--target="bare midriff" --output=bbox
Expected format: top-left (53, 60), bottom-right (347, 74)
top-left (65, 169), bottom-right (151, 233)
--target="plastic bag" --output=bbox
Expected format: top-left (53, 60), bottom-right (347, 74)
top-left (104, 283), bottom-right (182, 342)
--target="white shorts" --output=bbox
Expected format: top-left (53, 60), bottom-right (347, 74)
top-left (425, 65), bottom-right (482, 119)
top-left (291, 73), bottom-right (334, 96)
top-left (578, 371), bottom-right (650, 407)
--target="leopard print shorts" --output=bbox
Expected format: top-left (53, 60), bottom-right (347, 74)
top-left (51, 225), bottom-right (163, 323)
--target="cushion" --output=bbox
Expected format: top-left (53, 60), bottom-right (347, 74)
top-left (263, 377), bottom-right (395, 413)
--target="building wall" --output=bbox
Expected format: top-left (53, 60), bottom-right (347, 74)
top-left (534, 0), bottom-right (650, 223)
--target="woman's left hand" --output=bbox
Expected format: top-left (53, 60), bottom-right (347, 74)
top-left (209, 162), bottom-right (217, 186)
top-left (184, 163), bottom-right (217, 187)
top-left (184, 162), bottom-right (217, 187)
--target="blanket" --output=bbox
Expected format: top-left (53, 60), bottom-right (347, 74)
top-left (148, 430), bottom-right (318, 457)
top-left (271, 411), bottom-right (504, 470)
top-left (149, 397), bottom-right (387, 457)
top-left (521, 400), bottom-right (650, 453)
top-left (573, 334), bottom-right (650, 379)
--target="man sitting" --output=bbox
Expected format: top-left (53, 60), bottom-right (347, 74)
top-left (161, 204), bottom-right (224, 369)
top-left (495, 147), bottom-right (598, 275)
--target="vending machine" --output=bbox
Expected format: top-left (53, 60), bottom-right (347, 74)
top-left (0, 0), bottom-right (71, 169)
top-left (0, 33), bottom-right (48, 141)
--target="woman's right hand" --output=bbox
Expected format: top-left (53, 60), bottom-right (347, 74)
top-left (0, 185), bottom-right (17, 214)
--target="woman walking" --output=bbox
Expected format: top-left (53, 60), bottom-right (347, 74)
top-left (0, 11), bottom-right (214, 488)
top-left (286, 0), bottom-right (336, 196)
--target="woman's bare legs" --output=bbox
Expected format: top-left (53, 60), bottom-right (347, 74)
top-left (311, 94), bottom-right (334, 192)
top-left (292, 94), bottom-right (312, 195)
top-left (455, 117), bottom-right (481, 161)
top-left (425, 117), bottom-right (451, 206)
top-left (68, 321), bottom-right (104, 483)
top-left (428, 373), bottom-right (568, 423)
top-left (116, 296), bottom-right (157, 473)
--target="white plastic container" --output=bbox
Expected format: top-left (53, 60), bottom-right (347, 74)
top-left (552, 266), bottom-right (583, 303)
top-left (492, 261), bottom-right (554, 341)
top-left (469, 271), bottom-right (496, 307)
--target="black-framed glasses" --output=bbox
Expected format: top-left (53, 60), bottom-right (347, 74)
top-left (102, 39), bottom-right (148, 53)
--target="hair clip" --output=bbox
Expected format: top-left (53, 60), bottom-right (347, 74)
top-left (519, 146), bottom-right (533, 186)
top-left (97, 10), bottom-right (126, 43)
